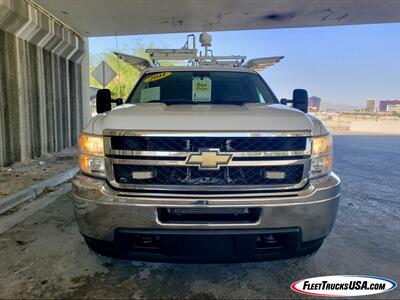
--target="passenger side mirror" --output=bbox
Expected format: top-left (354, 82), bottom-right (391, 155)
top-left (292, 89), bottom-right (308, 113)
top-left (96, 89), bottom-right (123, 114)
top-left (280, 98), bottom-right (290, 105)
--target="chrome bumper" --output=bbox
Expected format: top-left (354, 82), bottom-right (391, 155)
top-left (72, 173), bottom-right (340, 242)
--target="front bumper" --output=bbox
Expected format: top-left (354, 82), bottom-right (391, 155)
top-left (72, 172), bottom-right (340, 246)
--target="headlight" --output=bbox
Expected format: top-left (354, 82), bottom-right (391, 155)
top-left (79, 134), bottom-right (105, 177)
top-left (310, 135), bottom-right (333, 178)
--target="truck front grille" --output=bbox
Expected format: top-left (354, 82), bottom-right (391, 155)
top-left (104, 131), bottom-right (311, 191)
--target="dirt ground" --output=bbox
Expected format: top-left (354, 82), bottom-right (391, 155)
top-left (0, 148), bottom-right (77, 199)
top-left (316, 112), bottom-right (400, 135)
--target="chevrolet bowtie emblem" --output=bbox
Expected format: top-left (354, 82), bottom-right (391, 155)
top-left (186, 149), bottom-right (232, 169)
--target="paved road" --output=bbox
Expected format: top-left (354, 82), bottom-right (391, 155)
top-left (0, 135), bottom-right (399, 299)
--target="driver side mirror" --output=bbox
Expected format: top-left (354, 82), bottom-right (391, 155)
top-left (96, 89), bottom-right (123, 114)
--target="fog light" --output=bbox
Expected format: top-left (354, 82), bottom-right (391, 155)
top-left (265, 171), bottom-right (285, 180)
top-left (132, 171), bottom-right (155, 180)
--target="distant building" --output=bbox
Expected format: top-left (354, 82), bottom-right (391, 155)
top-left (378, 100), bottom-right (400, 112)
top-left (308, 96), bottom-right (321, 112)
top-left (387, 104), bottom-right (400, 113)
top-left (365, 99), bottom-right (375, 112)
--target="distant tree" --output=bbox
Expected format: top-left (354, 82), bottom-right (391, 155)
top-left (90, 43), bottom-right (180, 99)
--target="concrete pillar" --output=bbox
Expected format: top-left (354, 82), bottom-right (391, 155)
top-left (81, 38), bottom-right (91, 130)
top-left (0, 0), bottom-right (86, 166)
top-left (15, 38), bottom-right (29, 162)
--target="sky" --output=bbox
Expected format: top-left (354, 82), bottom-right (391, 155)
top-left (89, 23), bottom-right (400, 108)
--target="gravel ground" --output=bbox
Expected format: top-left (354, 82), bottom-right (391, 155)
top-left (0, 148), bottom-right (77, 199)
top-left (0, 136), bottom-right (399, 299)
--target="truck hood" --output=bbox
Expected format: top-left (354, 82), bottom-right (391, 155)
top-left (88, 103), bottom-right (324, 135)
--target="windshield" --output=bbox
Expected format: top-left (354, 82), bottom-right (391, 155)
top-left (127, 71), bottom-right (278, 105)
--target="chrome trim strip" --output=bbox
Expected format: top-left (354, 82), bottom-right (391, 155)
top-left (112, 187), bottom-right (305, 199)
top-left (103, 130), bottom-right (312, 137)
top-left (108, 180), bottom-right (309, 192)
top-left (103, 137), bottom-right (112, 156)
top-left (107, 149), bottom-right (311, 157)
top-left (115, 192), bottom-right (302, 199)
top-left (108, 157), bottom-right (307, 167)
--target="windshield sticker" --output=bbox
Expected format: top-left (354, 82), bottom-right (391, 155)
top-left (192, 77), bottom-right (212, 101)
top-left (144, 72), bottom-right (172, 83)
top-left (140, 86), bottom-right (160, 102)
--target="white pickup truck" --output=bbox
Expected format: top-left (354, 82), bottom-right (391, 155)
top-left (73, 34), bottom-right (340, 262)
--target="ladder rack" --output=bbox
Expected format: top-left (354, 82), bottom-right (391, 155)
top-left (145, 32), bottom-right (246, 67)
top-left (115, 33), bottom-right (283, 71)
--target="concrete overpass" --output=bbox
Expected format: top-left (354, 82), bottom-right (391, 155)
top-left (0, 0), bottom-right (399, 166)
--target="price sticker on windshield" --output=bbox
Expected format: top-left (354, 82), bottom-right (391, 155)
top-left (192, 77), bottom-right (212, 101)
top-left (144, 72), bottom-right (172, 83)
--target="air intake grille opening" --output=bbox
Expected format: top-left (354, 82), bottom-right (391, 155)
top-left (157, 207), bottom-right (261, 223)
top-left (113, 165), bottom-right (304, 185)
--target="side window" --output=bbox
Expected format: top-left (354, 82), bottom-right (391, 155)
top-left (257, 88), bottom-right (266, 103)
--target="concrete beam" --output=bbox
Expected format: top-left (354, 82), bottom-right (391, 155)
top-left (34, 0), bottom-right (400, 37)
top-left (0, 0), bottom-right (89, 166)
top-left (0, 0), bottom-right (84, 61)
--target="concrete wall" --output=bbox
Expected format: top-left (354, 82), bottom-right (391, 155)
top-left (0, 0), bottom-right (86, 167)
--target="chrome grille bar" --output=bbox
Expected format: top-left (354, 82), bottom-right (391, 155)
top-left (106, 149), bottom-right (311, 157)
top-left (103, 130), bottom-right (312, 137)
top-left (107, 157), bottom-right (308, 167)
